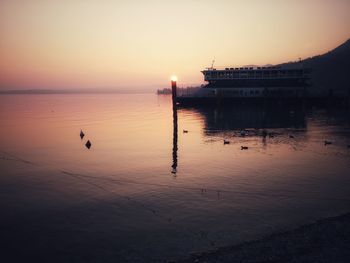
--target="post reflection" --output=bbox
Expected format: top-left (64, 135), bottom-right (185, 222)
top-left (171, 105), bottom-right (178, 175)
top-left (171, 79), bottom-right (178, 175)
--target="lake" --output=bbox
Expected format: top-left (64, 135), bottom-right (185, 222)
top-left (1, 94), bottom-right (350, 262)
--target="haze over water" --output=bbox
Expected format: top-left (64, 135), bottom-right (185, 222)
top-left (1, 94), bottom-right (350, 262)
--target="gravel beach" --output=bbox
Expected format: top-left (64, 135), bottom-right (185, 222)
top-left (176, 213), bottom-right (350, 263)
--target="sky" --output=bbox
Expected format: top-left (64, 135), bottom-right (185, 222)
top-left (0, 0), bottom-right (350, 90)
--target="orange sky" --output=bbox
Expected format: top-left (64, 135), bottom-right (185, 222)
top-left (0, 0), bottom-right (350, 90)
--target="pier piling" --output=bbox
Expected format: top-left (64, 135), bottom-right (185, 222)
top-left (171, 77), bottom-right (178, 175)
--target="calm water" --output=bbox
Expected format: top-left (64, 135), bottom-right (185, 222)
top-left (1, 94), bottom-right (350, 262)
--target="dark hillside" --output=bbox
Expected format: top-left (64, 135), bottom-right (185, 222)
top-left (282, 38), bottom-right (350, 96)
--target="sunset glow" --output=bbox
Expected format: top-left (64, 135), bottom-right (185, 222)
top-left (0, 0), bottom-right (350, 90)
top-left (171, 75), bottom-right (178, 82)
top-left (1, 1), bottom-right (350, 260)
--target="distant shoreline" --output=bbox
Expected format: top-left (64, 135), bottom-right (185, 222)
top-left (0, 89), bottom-right (155, 95)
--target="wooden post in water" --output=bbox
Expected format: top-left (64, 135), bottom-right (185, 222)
top-left (171, 77), bottom-right (177, 109)
top-left (171, 76), bottom-right (178, 175)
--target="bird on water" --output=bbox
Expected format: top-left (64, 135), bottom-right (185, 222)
top-left (85, 140), bottom-right (92, 149)
top-left (80, 130), bottom-right (85, 139)
top-left (324, 140), bottom-right (332, 145)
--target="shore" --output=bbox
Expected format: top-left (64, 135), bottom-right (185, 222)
top-left (175, 213), bottom-right (350, 263)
